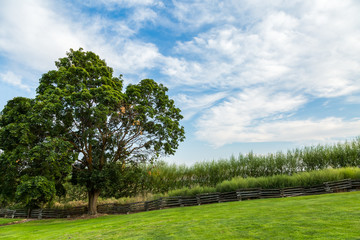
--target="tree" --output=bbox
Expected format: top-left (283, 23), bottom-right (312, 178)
top-left (34, 48), bottom-right (185, 214)
top-left (0, 97), bottom-right (75, 208)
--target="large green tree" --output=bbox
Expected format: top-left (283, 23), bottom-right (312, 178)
top-left (33, 48), bottom-right (185, 214)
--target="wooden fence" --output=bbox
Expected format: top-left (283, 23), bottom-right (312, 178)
top-left (1, 179), bottom-right (359, 219)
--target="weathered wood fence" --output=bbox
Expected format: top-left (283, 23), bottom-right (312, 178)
top-left (1, 179), bottom-right (359, 219)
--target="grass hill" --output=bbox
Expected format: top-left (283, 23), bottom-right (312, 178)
top-left (1, 191), bottom-right (359, 239)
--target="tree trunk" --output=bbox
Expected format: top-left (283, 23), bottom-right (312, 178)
top-left (88, 189), bottom-right (100, 215)
top-left (27, 208), bottom-right (32, 218)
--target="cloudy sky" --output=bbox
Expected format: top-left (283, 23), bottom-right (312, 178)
top-left (1, 0), bottom-right (360, 165)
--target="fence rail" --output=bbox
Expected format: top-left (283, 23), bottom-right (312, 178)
top-left (1, 179), bottom-right (359, 219)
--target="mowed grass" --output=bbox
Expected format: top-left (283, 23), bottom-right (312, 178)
top-left (0, 218), bottom-right (23, 225)
top-left (1, 192), bottom-right (360, 240)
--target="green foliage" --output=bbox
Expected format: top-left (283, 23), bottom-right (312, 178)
top-left (99, 164), bottom-right (149, 198)
top-left (1, 48), bottom-right (185, 212)
top-left (142, 139), bottom-right (360, 193)
top-left (59, 182), bottom-right (87, 202)
top-left (162, 167), bottom-right (360, 197)
top-left (15, 176), bottom-right (56, 208)
top-left (0, 153), bottom-right (18, 207)
top-left (167, 185), bottom-right (216, 197)
top-left (0, 97), bottom-right (75, 208)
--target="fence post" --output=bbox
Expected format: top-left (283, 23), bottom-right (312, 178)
top-left (196, 195), bottom-right (201, 205)
top-left (179, 197), bottom-right (184, 207)
top-left (38, 209), bottom-right (43, 220)
top-left (236, 191), bottom-right (242, 201)
top-left (324, 182), bottom-right (332, 193)
top-left (217, 193), bottom-right (220, 203)
top-left (11, 210), bottom-right (16, 219)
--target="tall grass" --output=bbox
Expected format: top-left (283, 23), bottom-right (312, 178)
top-left (144, 138), bottom-right (360, 193)
top-left (162, 167), bottom-right (360, 197)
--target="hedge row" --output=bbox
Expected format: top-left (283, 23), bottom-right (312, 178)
top-left (163, 167), bottom-right (360, 197)
top-left (143, 139), bottom-right (360, 194)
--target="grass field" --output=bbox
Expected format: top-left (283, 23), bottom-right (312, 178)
top-left (0, 218), bottom-right (23, 225)
top-left (1, 191), bottom-right (359, 239)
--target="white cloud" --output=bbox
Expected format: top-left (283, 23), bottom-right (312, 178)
top-left (0, 0), bottom-right (164, 84)
top-left (168, 3), bottom-right (360, 96)
top-left (89, 40), bottom-right (160, 73)
top-left (172, 0), bottom-right (228, 28)
top-left (174, 92), bottom-right (228, 120)
top-left (131, 7), bottom-right (158, 23)
top-left (0, 0), bottom-right (84, 74)
top-left (346, 96), bottom-right (360, 104)
top-left (82, 0), bottom-right (163, 8)
top-left (197, 107), bottom-right (360, 147)
top-left (199, 117), bottom-right (360, 147)
top-left (257, 118), bottom-right (360, 143)
top-left (0, 71), bottom-right (31, 92)
top-left (195, 88), bottom-right (308, 146)
top-left (161, 0), bottom-right (360, 146)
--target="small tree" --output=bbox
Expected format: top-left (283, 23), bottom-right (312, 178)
top-left (34, 48), bottom-right (185, 214)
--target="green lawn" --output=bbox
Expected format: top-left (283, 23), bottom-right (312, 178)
top-left (1, 192), bottom-right (360, 239)
top-left (0, 218), bottom-right (23, 225)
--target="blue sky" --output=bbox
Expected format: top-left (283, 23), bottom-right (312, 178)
top-left (1, 0), bottom-right (360, 165)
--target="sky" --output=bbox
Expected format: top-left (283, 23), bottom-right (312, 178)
top-left (1, 0), bottom-right (360, 165)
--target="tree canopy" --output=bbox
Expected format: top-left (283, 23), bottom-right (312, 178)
top-left (0, 48), bottom-right (185, 214)
top-left (0, 97), bottom-right (74, 208)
